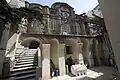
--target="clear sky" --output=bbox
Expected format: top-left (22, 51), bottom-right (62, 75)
top-left (27, 0), bottom-right (98, 14)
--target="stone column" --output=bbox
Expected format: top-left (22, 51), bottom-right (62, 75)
top-left (78, 43), bottom-right (84, 64)
top-left (44, 6), bottom-right (51, 34)
top-left (73, 42), bottom-right (79, 62)
top-left (0, 50), bottom-right (6, 76)
top-left (36, 48), bottom-right (42, 80)
top-left (59, 44), bottom-right (66, 76)
top-left (42, 44), bottom-right (50, 80)
top-left (98, 39), bottom-right (104, 65)
top-left (89, 39), bottom-right (94, 66)
top-left (0, 22), bottom-right (11, 76)
top-left (0, 23), bottom-right (11, 50)
top-left (82, 39), bottom-right (92, 67)
top-left (80, 23), bottom-right (86, 35)
top-left (70, 10), bottom-right (76, 34)
top-left (58, 17), bottom-right (62, 34)
top-left (93, 39), bottom-right (101, 66)
top-left (50, 39), bottom-right (59, 68)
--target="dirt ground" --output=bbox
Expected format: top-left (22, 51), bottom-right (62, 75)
top-left (87, 66), bottom-right (119, 80)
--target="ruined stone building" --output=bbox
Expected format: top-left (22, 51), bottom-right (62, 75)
top-left (0, 0), bottom-right (115, 80)
top-left (87, 5), bottom-right (103, 18)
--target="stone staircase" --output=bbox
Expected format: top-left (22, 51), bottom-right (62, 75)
top-left (1, 48), bottom-right (38, 80)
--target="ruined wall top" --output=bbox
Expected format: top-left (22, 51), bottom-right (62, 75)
top-left (16, 1), bottom-right (97, 36)
top-left (51, 2), bottom-right (75, 19)
top-left (51, 2), bottom-right (73, 9)
top-left (25, 2), bottom-right (74, 15)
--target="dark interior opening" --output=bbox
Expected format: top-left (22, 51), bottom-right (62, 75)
top-left (29, 41), bottom-right (40, 49)
top-left (66, 46), bottom-right (72, 54)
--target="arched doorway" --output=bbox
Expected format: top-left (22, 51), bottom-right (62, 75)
top-left (29, 41), bottom-right (40, 49)
top-left (21, 37), bottom-right (41, 49)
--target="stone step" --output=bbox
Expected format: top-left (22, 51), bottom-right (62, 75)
top-left (16, 48), bottom-right (37, 54)
top-left (11, 69), bottom-right (36, 77)
top-left (14, 63), bottom-right (37, 69)
top-left (17, 59), bottom-right (37, 62)
top-left (18, 57), bottom-right (37, 60)
top-left (12, 66), bottom-right (36, 72)
top-left (7, 49), bottom-right (38, 80)
top-left (16, 52), bottom-right (37, 55)
top-left (16, 53), bottom-right (36, 55)
top-left (16, 52), bottom-right (36, 54)
top-left (15, 54), bottom-right (36, 57)
top-left (10, 73), bottom-right (35, 80)
top-left (15, 56), bottom-right (36, 59)
top-left (16, 61), bottom-right (37, 65)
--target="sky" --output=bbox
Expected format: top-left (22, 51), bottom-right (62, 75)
top-left (27, 0), bottom-right (98, 14)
